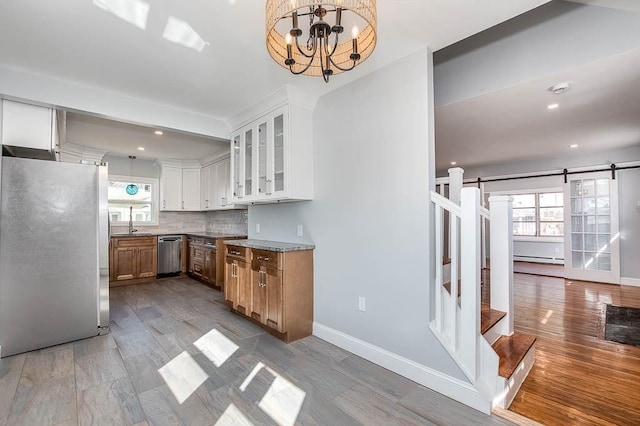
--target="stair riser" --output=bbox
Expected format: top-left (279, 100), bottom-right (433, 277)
top-left (493, 343), bottom-right (536, 409)
top-left (483, 316), bottom-right (507, 345)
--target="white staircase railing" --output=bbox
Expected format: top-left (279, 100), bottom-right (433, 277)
top-left (430, 183), bottom-right (514, 409)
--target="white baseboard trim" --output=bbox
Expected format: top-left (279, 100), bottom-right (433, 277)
top-left (621, 277), bottom-right (640, 287)
top-left (313, 322), bottom-right (491, 414)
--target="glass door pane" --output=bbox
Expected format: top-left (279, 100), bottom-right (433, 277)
top-left (244, 128), bottom-right (253, 197)
top-left (232, 134), bottom-right (241, 198)
top-left (258, 121), bottom-right (268, 195)
top-left (564, 172), bottom-right (620, 284)
top-left (274, 113), bottom-right (284, 193)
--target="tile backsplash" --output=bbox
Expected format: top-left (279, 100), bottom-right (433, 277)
top-left (206, 209), bottom-right (248, 234)
top-left (110, 209), bottom-right (248, 235)
top-left (111, 211), bottom-right (206, 235)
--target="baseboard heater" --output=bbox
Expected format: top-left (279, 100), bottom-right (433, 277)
top-left (514, 255), bottom-right (564, 265)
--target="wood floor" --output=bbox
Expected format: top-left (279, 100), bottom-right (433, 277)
top-left (508, 269), bottom-right (640, 425)
top-left (0, 277), bottom-right (514, 426)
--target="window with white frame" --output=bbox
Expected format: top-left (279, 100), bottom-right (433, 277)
top-left (108, 175), bottom-right (159, 226)
top-left (512, 191), bottom-right (564, 237)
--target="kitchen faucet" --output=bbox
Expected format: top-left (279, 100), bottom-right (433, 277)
top-left (128, 206), bottom-right (138, 234)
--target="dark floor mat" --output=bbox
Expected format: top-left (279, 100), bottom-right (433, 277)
top-left (604, 304), bottom-right (640, 347)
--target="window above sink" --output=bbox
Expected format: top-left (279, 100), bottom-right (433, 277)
top-left (108, 175), bottom-right (159, 226)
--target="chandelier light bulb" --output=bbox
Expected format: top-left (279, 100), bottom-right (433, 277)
top-left (285, 33), bottom-right (292, 45)
top-left (352, 25), bottom-right (359, 39)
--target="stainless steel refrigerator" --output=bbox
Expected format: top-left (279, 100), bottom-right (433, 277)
top-left (0, 156), bottom-right (109, 358)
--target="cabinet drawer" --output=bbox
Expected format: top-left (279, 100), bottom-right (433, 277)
top-left (251, 249), bottom-right (282, 270)
top-left (112, 236), bottom-right (156, 248)
top-left (193, 248), bottom-right (204, 261)
top-left (226, 246), bottom-right (249, 262)
top-left (191, 237), bottom-right (204, 245)
top-left (193, 262), bottom-right (203, 276)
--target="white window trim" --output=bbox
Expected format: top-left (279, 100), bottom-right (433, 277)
top-left (109, 174), bottom-right (159, 227)
top-left (489, 187), bottom-right (564, 241)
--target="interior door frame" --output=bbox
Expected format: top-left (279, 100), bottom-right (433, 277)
top-left (563, 171), bottom-right (620, 284)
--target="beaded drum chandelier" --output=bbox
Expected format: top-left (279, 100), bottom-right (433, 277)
top-left (265, 0), bottom-right (377, 83)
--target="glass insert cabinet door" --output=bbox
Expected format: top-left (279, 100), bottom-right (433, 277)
top-left (232, 134), bottom-right (242, 198)
top-left (258, 120), bottom-right (268, 195)
top-left (244, 128), bottom-right (253, 197)
top-left (273, 113), bottom-right (285, 194)
top-left (563, 172), bottom-right (620, 284)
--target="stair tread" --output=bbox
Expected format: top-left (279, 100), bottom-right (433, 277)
top-left (481, 305), bottom-right (506, 335)
top-left (492, 332), bottom-right (537, 379)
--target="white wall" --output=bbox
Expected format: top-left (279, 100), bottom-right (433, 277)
top-left (0, 66), bottom-right (229, 140)
top-left (249, 49), bottom-right (467, 382)
top-left (103, 154), bottom-right (159, 179)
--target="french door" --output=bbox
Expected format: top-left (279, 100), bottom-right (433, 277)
top-left (563, 172), bottom-right (620, 284)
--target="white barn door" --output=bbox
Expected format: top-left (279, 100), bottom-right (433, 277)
top-left (564, 172), bottom-right (620, 284)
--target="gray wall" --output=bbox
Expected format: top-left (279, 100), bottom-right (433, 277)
top-left (434, 1), bottom-right (640, 107)
top-left (249, 50), bottom-right (466, 380)
top-left (103, 154), bottom-right (159, 179)
top-left (460, 145), bottom-right (640, 179)
top-left (618, 168), bottom-right (640, 279)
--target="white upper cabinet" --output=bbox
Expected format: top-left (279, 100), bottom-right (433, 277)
top-left (201, 156), bottom-right (243, 211)
top-left (159, 161), bottom-right (200, 211)
top-left (1, 99), bottom-right (59, 156)
top-left (201, 163), bottom-right (214, 210)
top-left (230, 104), bottom-right (313, 204)
top-left (182, 168), bottom-right (201, 211)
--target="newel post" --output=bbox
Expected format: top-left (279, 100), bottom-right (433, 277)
top-left (460, 187), bottom-right (480, 380)
top-left (489, 195), bottom-right (514, 336)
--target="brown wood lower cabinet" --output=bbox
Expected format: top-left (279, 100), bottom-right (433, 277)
top-left (225, 245), bottom-right (313, 343)
top-left (188, 236), bottom-right (246, 290)
top-left (109, 236), bottom-right (157, 286)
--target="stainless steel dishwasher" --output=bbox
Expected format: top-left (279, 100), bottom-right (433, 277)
top-left (157, 235), bottom-right (183, 277)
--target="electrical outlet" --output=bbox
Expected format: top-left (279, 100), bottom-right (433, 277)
top-left (256, 223), bottom-right (261, 234)
top-left (358, 297), bottom-right (366, 312)
top-left (554, 247), bottom-right (560, 253)
top-left (297, 225), bottom-right (303, 237)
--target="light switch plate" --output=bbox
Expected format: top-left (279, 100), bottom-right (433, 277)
top-left (297, 225), bottom-right (303, 237)
top-left (256, 223), bottom-right (261, 234)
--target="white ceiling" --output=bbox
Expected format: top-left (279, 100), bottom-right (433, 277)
top-left (435, 47), bottom-right (640, 172)
top-left (65, 112), bottom-right (229, 160)
top-left (0, 0), bottom-right (549, 124)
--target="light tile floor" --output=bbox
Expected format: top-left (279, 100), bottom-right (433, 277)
top-left (0, 277), bottom-right (514, 425)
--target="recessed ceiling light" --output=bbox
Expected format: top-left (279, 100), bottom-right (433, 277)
top-left (451, 161), bottom-right (457, 165)
top-left (547, 103), bottom-right (559, 110)
top-left (138, 147), bottom-right (145, 151)
top-left (570, 144), bottom-right (578, 149)
top-left (154, 130), bottom-right (163, 135)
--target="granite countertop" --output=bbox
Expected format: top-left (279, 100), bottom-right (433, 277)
top-left (110, 231), bottom-right (246, 239)
top-left (186, 232), bottom-right (247, 239)
top-left (224, 239), bottom-right (315, 252)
